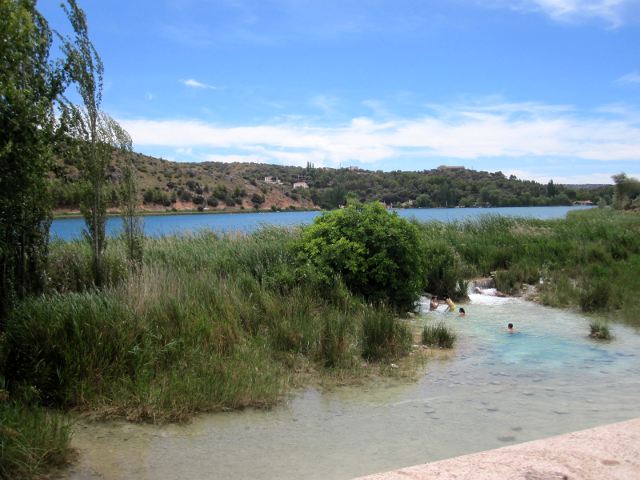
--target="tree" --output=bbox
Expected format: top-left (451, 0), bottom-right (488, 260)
top-left (58, 0), bottom-right (131, 286)
top-left (120, 152), bottom-right (144, 270)
top-left (0, 0), bottom-right (66, 318)
top-left (612, 173), bottom-right (640, 210)
top-left (300, 202), bottom-right (426, 311)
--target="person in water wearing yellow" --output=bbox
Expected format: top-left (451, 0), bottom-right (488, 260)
top-left (444, 297), bottom-right (456, 312)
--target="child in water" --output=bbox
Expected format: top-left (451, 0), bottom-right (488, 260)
top-left (429, 297), bottom-right (438, 311)
top-left (507, 323), bottom-right (516, 333)
top-left (458, 307), bottom-right (466, 317)
top-left (444, 297), bottom-right (456, 312)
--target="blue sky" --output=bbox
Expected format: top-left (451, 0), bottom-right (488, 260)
top-left (41, 0), bottom-right (640, 183)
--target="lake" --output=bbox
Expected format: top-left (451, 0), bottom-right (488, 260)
top-left (63, 292), bottom-right (640, 480)
top-left (51, 206), bottom-right (593, 241)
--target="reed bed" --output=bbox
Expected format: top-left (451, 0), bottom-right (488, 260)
top-left (4, 227), bottom-right (411, 425)
top-left (417, 209), bottom-right (640, 325)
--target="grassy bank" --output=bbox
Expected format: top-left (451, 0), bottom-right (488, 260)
top-left (418, 208), bottom-right (640, 325)
top-left (4, 227), bottom-right (413, 425)
top-left (0, 402), bottom-right (71, 480)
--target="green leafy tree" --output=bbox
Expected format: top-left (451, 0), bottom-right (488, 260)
top-left (58, 0), bottom-right (131, 286)
top-left (0, 0), bottom-right (66, 318)
top-left (120, 153), bottom-right (144, 270)
top-left (612, 173), bottom-right (640, 210)
top-left (300, 202), bottom-right (426, 311)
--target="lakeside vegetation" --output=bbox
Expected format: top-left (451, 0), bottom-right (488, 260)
top-left (3, 208), bottom-right (640, 478)
top-left (2, 0), bottom-right (640, 477)
top-left (416, 208), bottom-right (640, 325)
top-left (51, 153), bottom-right (613, 213)
top-left (2, 204), bottom-right (419, 479)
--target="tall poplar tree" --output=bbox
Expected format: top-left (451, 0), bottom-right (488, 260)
top-left (59, 0), bottom-right (133, 286)
top-left (0, 0), bottom-right (65, 319)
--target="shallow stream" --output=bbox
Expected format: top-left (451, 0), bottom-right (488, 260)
top-left (64, 294), bottom-right (640, 479)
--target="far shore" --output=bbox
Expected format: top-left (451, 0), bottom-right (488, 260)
top-left (53, 206), bottom-right (322, 219)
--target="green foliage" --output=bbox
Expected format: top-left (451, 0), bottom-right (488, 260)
top-left (612, 173), bottom-right (640, 210)
top-left (320, 311), bottom-right (356, 368)
top-left (46, 238), bottom-right (128, 293)
top-left (120, 156), bottom-right (144, 269)
top-left (421, 322), bottom-right (456, 348)
top-left (4, 228), bottom-right (416, 425)
top-left (421, 239), bottom-right (465, 299)
top-left (412, 209), bottom-right (640, 325)
top-left (300, 203), bottom-right (426, 311)
top-left (58, 0), bottom-right (132, 287)
top-left (0, 402), bottom-right (71, 480)
top-left (0, 0), bottom-right (66, 317)
top-left (251, 193), bottom-right (265, 207)
top-left (361, 308), bottom-right (411, 361)
top-left (589, 320), bottom-right (612, 340)
top-left (578, 273), bottom-right (612, 312)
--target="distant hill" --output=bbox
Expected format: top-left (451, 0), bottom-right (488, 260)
top-left (49, 153), bottom-right (613, 213)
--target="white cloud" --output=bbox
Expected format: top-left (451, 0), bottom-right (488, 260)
top-left (491, 0), bottom-right (637, 27)
top-left (310, 95), bottom-right (339, 115)
top-left (616, 72), bottom-right (640, 85)
top-left (119, 101), bottom-right (640, 169)
top-left (204, 154), bottom-right (266, 164)
top-left (504, 169), bottom-right (640, 184)
top-left (182, 78), bottom-right (217, 90)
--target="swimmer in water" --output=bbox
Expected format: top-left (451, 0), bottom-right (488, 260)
top-left (429, 297), bottom-right (438, 311)
top-left (458, 307), bottom-right (466, 317)
top-left (507, 323), bottom-right (516, 333)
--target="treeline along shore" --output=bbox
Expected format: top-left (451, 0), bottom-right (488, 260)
top-left (3, 204), bottom-right (640, 479)
top-left (51, 152), bottom-right (614, 214)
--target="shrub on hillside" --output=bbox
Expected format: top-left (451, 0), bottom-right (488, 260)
top-left (299, 202), bottom-right (426, 311)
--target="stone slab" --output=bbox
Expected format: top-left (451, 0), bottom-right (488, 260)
top-left (354, 418), bottom-right (640, 480)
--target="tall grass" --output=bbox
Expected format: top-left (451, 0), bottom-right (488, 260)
top-left (421, 322), bottom-right (456, 349)
top-left (589, 320), bottom-right (612, 340)
top-left (0, 402), bottom-right (71, 480)
top-left (4, 227), bottom-right (411, 424)
top-left (361, 308), bottom-right (412, 361)
top-left (417, 210), bottom-right (640, 326)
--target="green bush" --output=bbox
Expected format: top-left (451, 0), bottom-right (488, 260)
top-left (421, 322), bottom-right (456, 349)
top-left (299, 203), bottom-right (426, 311)
top-left (422, 240), bottom-right (463, 299)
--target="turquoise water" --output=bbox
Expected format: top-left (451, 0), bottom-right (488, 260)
top-left (64, 294), bottom-right (640, 480)
top-left (51, 206), bottom-right (592, 241)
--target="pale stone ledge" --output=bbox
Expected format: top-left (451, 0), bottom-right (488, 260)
top-left (354, 418), bottom-right (640, 480)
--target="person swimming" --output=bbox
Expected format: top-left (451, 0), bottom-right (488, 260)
top-left (429, 297), bottom-right (438, 311)
top-left (458, 307), bottom-right (466, 317)
top-left (507, 323), bottom-right (516, 333)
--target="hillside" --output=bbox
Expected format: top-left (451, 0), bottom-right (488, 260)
top-left (49, 153), bottom-right (612, 213)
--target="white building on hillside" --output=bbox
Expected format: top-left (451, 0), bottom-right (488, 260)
top-left (293, 181), bottom-right (309, 189)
